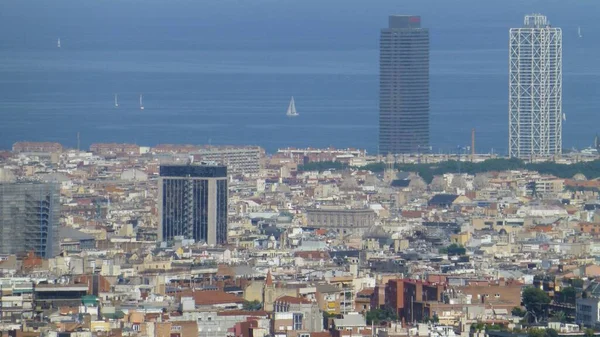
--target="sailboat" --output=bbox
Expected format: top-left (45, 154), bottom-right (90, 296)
top-left (286, 96), bottom-right (298, 117)
top-left (57, 38), bottom-right (61, 48)
top-left (578, 26), bottom-right (583, 38)
top-left (139, 94), bottom-right (144, 110)
top-left (114, 94), bottom-right (119, 107)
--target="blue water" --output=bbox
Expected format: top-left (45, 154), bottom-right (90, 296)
top-left (0, 0), bottom-right (599, 155)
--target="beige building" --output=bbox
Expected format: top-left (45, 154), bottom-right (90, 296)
top-left (306, 207), bottom-right (376, 235)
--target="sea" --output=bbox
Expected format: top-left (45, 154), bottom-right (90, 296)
top-left (0, 0), bottom-right (599, 155)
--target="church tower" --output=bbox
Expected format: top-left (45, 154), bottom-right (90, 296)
top-left (263, 270), bottom-right (275, 311)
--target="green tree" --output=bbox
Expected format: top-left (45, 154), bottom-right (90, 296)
top-left (470, 323), bottom-right (485, 332)
top-left (242, 300), bottom-right (262, 311)
top-left (545, 329), bottom-right (559, 337)
top-left (551, 310), bottom-right (566, 323)
top-left (528, 329), bottom-right (546, 337)
top-left (571, 278), bottom-right (585, 289)
top-left (585, 328), bottom-right (595, 337)
top-left (522, 287), bottom-right (551, 322)
top-left (439, 243), bottom-right (466, 256)
top-left (512, 307), bottom-right (527, 317)
top-left (557, 287), bottom-right (577, 305)
top-left (366, 307), bottom-right (397, 325)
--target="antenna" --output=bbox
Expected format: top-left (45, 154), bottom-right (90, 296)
top-left (77, 132), bottom-right (80, 151)
top-left (471, 128), bottom-right (475, 161)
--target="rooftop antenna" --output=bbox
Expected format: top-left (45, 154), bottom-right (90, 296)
top-left (77, 132), bottom-right (80, 152)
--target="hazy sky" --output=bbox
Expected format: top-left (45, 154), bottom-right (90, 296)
top-left (1, 0), bottom-right (598, 51)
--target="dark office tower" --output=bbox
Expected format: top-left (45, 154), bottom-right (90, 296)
top-left (379, 15), bottom-right (430, 154)
top-left (0, 182), bottom-right (60, 258)
top-left (158, 164), bottom-right (228, 245)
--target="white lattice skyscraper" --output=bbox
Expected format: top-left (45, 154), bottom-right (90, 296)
top-left (509, 14), bottom-right (562, 158)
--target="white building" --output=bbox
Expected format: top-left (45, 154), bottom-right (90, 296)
top-left (576, 297), bottom-right (600, 327)
top-left (509, 14), bottom-right (562, 158)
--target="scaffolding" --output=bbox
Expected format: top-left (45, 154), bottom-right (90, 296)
top-left (509, 14), bottom-right (562, 159)
top-left (0, 182), bottom-right (59, 258)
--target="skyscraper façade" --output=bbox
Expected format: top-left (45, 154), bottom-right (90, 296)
top-left (379, 15), bottom-right (430, 154)
top-left (158, 164), bottom-right (228, 245)
top-left (0, 182), bottom-right (60, 258)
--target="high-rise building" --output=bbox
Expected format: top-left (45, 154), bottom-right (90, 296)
top-left (0, 182), bottom-right (60, 258)
top-left (509, 14), bottom-right (562, 158)
top-left (379, 15), bottom-right (430, 155)
top-left (158, 164), bottom-right (228, 245)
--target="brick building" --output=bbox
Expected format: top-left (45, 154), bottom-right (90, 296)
top-left (12, 142), bottom-right (63, 153)
top-left (384, 279), bottom-right (445, 323)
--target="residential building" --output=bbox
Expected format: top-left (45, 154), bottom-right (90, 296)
top-left (0, 279), bottom-right (34, 323)
top-left (12, 142), bottom-right (63, 153)
top-left (89, 143), bottom-right (140, 156)
top-left (576, 297), bottom-right (600, 327)
top-left (379, 15), bottom-right (429, 154)
top-left (273, 296), bottom-right (323, 332)
top-left (509, 14), bottom-right (562, 158)
top-left (193, 146), bottom-right (263, 175)
top-left (385, 279), bottom-right (445, 323)
top-left (158, 164), bottom-right (228, 245)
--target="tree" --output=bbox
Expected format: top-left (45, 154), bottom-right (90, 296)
top-left (512, 307), bottom-right (527, 317)
top-left (550, 310), bottom-right (566, 323)
top-left (545, 329), bottom-right (559, 337)
top-left (585, 328), bottom-right (595, 337)
top-left (447, 243), bottom-right (466, 256)
top-left (366, 307), bottom-right (397, 325)
top-left (242, 300), bottom-right (262, 311)
top-left (473, 174), bottom-right (490, 190)
top-left (409, 176), bottom-right (427, 193)
top-left (528, 329), bottom-right (546, 337)
top-left (470, 323), bottom-right (485, 332)
top-left (450, 175), bottom-right (467, 190)
top-left (522, 287), bottom-right (551, 322)
top-left (557, 287), bottom-right (577, 305)
top-left (429, 176), bottom-right (446, 192)
top-left (571, 278), bottom-right (585, 289)
top-left (439, 244), bottom-right (465, 255)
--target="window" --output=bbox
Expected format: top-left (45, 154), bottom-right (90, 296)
top-left (293, 313), bottom-right (303, 330)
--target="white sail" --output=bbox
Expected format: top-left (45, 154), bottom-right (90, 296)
top-left (114, 94), bottom-right (119, 107)
top-left (578, 26), bottom-right (583, 38)
top-left (139, 94), bottom-right (144, 110)
top-left (286, 96), bottom-right (298, 117)
top-left (57, 38), bottom-right (61, 48)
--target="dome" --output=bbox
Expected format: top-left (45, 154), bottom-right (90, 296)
top-left (363, 224), bottom-right (390, 240)
top-left (573, 173), bottom-right (587, 181)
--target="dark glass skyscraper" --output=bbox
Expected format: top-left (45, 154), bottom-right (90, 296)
top-left (158, 164), bottom-right (228, 245)
top-left (379, 15), bottom-right (430, 154)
